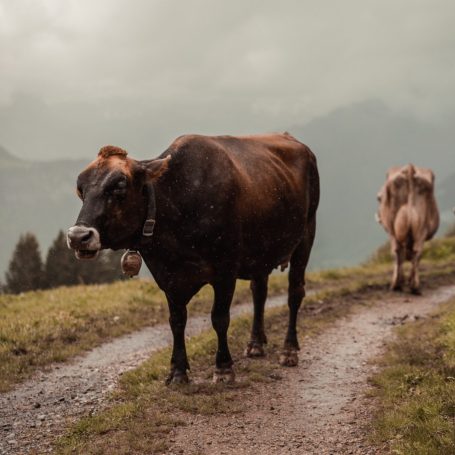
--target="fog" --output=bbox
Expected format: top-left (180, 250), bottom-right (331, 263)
top-left (1, 1), bottom-right (454, 275)
top-left (1, 0), bottom-right (454, 160)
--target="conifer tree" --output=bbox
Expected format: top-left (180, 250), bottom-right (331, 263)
top-left (5, 233), bottom-right (45, 293)
top-left (45, 230), bottom-right (124, 288)
top-left (77, 249), bottom-right (125, 284)
top-left (45, 230), bottom-right (79, 288)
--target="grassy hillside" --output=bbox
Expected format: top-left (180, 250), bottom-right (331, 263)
top-left (0, 235), bottom-right (453, 451)
top-left (56, 236), bottom-right (455, 454)
top-left (0, 276), bottom-right (290, 393)
top-left (291, 100), bottom-right (455, 268)
top-left (367, 235), bottom-right (455, 265)
top-left (2, 236), bottom-right (455, 393)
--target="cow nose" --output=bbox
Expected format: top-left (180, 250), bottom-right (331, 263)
top-left (67, 226), bottom-right (96, 249)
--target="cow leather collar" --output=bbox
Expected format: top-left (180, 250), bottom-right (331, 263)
top-left (143, 182), bottom-right (156, 236)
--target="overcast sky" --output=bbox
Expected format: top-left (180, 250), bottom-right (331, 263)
top-left (0, 0), bottom-right (454, 160)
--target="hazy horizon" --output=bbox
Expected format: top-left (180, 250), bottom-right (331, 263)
top-left (1, 1), bottom-right (454, 275)
top-left (1, 0), bottom-right (455, 160)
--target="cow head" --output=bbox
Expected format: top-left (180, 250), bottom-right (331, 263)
top-left (67, 145), bottom-right (170, 259)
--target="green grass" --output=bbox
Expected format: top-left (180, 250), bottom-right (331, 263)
top-left (370, 298), bottom-right (455, 454)
top-left (367, 236), bottom-right (455, 265)
top-left (2, 236), bottom-right (455, 451)
top-left (0, 278), bottom-right (285, 393)
top-left (0, 255), bottom-right (389, 395)
top-left (2, 235), bottom-right (455, 393)
top-left (0, 266), bottom-right (375, 394)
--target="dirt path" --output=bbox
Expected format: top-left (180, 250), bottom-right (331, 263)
top-left (0, 294), bottom-right (289, 455)
top-left (2, 286), bottom-right (455, 455)
top-left (168, 285), bottom-right (455, 455)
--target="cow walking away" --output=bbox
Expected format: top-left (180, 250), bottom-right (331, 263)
top-left (376, 164), bottom-right (439, 294)
top-left (67, 133), bottom-right (319, 383)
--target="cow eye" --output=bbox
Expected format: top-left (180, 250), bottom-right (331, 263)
top-left (112, 182), bottom-right (127, 197)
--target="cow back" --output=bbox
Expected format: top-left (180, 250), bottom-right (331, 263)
top-left (378, 164), bottom-right (439, 243)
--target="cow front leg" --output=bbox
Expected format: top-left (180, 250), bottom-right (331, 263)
top-left (391, 242), bottom-right (405, 292)
top-left (166, 302), bottom-right (189, 384)
top-left (165, 286), bottom-right (200, 385)
top-left (211, 278), bottom-right (236, 383)
top-left (244, 275), bottom-right (268, 357)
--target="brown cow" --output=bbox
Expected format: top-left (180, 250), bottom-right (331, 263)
top-left (376, 164), bottom-right (439, 294)
top-left (67, 133), bottom-right (319, 383)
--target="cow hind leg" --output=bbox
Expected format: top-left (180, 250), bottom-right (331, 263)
top-left (409, 247), bottom-right (423, 295)
top-left (211, 277), bottom-right (236, 383)
top-left (244, 275), bottom-right (268, 358)
top-left (280, 217), bottom-right (316, 367)
top-left (391, 240), bottom-right (405, 292)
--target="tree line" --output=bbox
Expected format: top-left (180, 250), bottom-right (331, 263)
top-left (1, 231), bottom-right (125, 294)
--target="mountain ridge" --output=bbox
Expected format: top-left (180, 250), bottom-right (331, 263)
top-left (1, 100), bottom-right (454, 275)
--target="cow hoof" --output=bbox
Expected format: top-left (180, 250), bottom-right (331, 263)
top-left (244, 341), bottom-right (265, 358)
top-left (410, 287), bottom-right (422, 296)
top-left (391, 284), bottom-right (403, 292)
top-left (279, 349), bottom-right (299, 367)
top-left (165, 370), bottom-right (189, 385)
top-left (213, 367), bottom-right (235, 384)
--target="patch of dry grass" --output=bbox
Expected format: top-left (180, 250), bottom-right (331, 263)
top-left (2, 234), bottom-right (454, 393)
top-left (367, 236), bottom-right (455, 265)
top-left (0, 278), bottom-right (275, 392)
top-left (370, 297), bottom-right (455, 455)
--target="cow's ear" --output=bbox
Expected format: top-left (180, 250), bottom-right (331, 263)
top-left (141, 156), bottom-right (171, 181)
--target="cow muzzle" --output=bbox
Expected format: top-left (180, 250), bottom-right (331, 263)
top-left (67, 225), bottom-right (101, 260)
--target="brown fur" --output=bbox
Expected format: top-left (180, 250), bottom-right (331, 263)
top-left (69, 132), bottom-right (320, 383)
top-left (98, 145), bottom-right (128, 159)
top-left (377, 164), bottom-right (439, 293)
top-left (81, 146), bottom-right (133, 179)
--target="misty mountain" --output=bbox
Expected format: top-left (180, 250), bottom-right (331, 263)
top-left (291, 100), bottom-right (455, 267)
top-left (0, 100), bottom-right (454, 276)
top-left (0, 148), bottom-right (87, 276)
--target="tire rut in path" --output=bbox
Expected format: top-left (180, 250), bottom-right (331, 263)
top-left (168, 285), bottom-right (455, 455)
top-left (0, 295), bottom-right (288, 454)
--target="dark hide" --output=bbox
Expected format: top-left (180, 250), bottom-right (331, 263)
top-left (69, 134), bottom-right (320, 383)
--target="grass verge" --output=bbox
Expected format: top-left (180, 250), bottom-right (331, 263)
top-left (57, 265), bottom-right (455, 454)
top-left (0, 277), bottom-right (287, 393)
top-left (1, 235), bottom-right (454, 393)
top-left (370, 297), bottom-right (455, 455)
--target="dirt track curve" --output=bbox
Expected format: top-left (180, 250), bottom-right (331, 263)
top-left (0, 294), bottom-right (289, 454)
top-left (168, 285), bottom-right (455, 455)
top-left (1, 286), bottom-right (455, 454)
